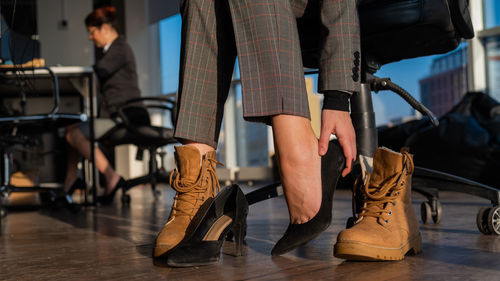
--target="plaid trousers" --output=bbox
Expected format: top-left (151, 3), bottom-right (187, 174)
top-left (174, 0), bottom-right (360, 148)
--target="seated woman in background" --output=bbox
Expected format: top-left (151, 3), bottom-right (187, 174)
top-left (64, 6), bottom-right (141, 204)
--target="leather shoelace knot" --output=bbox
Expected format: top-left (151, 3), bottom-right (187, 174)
top-left (169, 157), bottom-right (222, 217)
top-left (359, 151), bottom-right (414, 224)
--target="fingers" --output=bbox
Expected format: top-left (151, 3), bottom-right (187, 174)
top-left (319, 109), bottom-right (357, 176)
top-left (318, 126), bottom-right (331, 156)
top-left (338, 136), bottom-right (356, 177)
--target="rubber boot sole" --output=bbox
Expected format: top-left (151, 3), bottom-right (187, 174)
top-left (334, 232), bottom-right (422, 261)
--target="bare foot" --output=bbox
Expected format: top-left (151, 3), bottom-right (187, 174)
top-left (271, 114), bottom-right (323, 224)
top-left (277, 141), bottom-right (322, 224)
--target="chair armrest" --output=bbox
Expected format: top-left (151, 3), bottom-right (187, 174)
top-left (114, 95), bottom-right (177, 129)
top-left (123, 96), bottom-right (176, 107)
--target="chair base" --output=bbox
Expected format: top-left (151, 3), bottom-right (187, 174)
top-left (120, 170), bottom-right (171, 204)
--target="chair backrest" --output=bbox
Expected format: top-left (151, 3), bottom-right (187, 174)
top-left (121, 106), bottom-right (151, 127)
top-left (359, 0), bottom-right (474, 66)
top-left (297, 0), bottom-right (474, 69)
top-left (99, 96), bottom-right (177, 147)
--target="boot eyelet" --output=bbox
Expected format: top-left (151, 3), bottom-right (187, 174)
top-left (388, 210), bottom-right (392, 215)
top-left (392, 202), bottom-right (396, 207)
top-left (385, 219), bottom-right (389, 224)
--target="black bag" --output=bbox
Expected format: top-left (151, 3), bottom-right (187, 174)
top-left (358, 0), bottom-right (474, 65)
top-left (379, 92), bottom-right (500, 187)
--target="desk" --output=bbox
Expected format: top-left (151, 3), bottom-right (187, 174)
top-left (0, 66), bottom-right (99, 214)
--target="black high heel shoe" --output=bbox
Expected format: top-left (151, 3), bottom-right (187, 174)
top-left (66, 178), bottom-right (86, 196)
top-left (154, 184), bottom-right (248, 267)
top-left (271, 140), bottom-right (345, 256)
top-left (97, 177), bottom-right (127, 205)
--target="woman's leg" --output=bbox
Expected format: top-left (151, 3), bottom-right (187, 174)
top-left (63, 145), bottom-right (81, 192)
top-left (272, 114), bottom-right (322, 224)
top-left (154, 0), bottom-right (237, 259)
top-left (65, 126), bottom-right (120, 194)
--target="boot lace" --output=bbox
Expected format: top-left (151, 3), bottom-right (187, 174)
top-left (169, 157), bottom-right (222, 217)
top-left (358, 151), bottom-right (414, 224)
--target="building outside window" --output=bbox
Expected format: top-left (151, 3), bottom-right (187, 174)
top-left (481, 0), bottom-right (500, 102)
top-left (485, 36), bottom-right (500, 101)
top-left (419, 44), bottom-right (469, 117)
top-left (484, 0), bottom-right (500, 29)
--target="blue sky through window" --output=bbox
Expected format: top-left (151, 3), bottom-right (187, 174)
top-left (484, 0), bottom-right (500, 29)
top-left (159, 14), bottom-right (182, 95)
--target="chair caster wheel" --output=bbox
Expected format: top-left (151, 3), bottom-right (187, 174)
top-left (478, 206), bottom-right (500, 235)
top-left (487, 206), bottom-right (500, 235)
top-left (346, 216), bottom-right (356, 229)
top-left (432, 199), bottom-right (442, 224)
top-left (421, 199), bottom-right (442, 224)
top-left (477, 207), bottom-right (492, 235)
top-left (121, 194), bottom-right (131, 205)
top-left (421, 201), bottom-right (432, 224)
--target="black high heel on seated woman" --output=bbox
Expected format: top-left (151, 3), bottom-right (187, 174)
top-left (154, 184), bottom-right (248, 267)
top-left (271, 140), bottom-right (345, 256)
top-left (97, 177), bottom-right (127, 205)
top-left (66, 178), bottom-right (86, 196)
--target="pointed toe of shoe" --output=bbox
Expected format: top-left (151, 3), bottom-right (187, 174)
top-left (271, 218), bottom-right (331, 256)
top-left (271, 239), bottom-right (289, 256)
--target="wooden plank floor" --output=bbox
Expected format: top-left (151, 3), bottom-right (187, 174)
top-left (1, 184), bottom-right (500, 281)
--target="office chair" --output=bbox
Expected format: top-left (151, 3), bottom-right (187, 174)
top-left (98, 95), bottom-right (178, 205)
top-left (0, 67), bottom-right (86, 224)
top-left (244, 0), bottom-right (500, 236)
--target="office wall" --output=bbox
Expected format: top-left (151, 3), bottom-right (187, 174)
top-left (124, 0), bottom-right (161, 98)
top-left (118, 0), bottom-right (162, 179)
top-left (37, 0), bottom-right (94, 66)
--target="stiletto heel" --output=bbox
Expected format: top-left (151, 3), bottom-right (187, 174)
top-left (231, 188), bottom-right (248, 257)
top-left (154, 184), bottom-right (249, 267)
top-left (271, 140), bottom-right (345, 256)
top-left (97, 177), bottom-right (127, 205)
top-left (232, 221), bottom-right (245, 256)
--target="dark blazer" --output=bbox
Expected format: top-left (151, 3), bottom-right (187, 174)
top-left (94, 36), bottom-right (141, 118)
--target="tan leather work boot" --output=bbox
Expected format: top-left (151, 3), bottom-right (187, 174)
top-left (154, 146), bottom-right (221, 258)
top-left (334, 147), bottom-right (422, 261)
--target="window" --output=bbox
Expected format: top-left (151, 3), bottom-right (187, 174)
top-left (484, 0), bottom-right (500, 29)
top-left (485, 36), bottom-right (500, 101)
top-left (482, 0), bottom-right (500, 102)
top-left (159, 14), bottom-right (182, 95)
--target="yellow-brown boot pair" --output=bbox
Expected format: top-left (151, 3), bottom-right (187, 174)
top-left (154, 146), bottom-right (221, 259)
top-left (334, 147), bottom-right (422, 261)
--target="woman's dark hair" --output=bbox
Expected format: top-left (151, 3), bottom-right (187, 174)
top-left (85, 6), bottom-right (119, 31)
